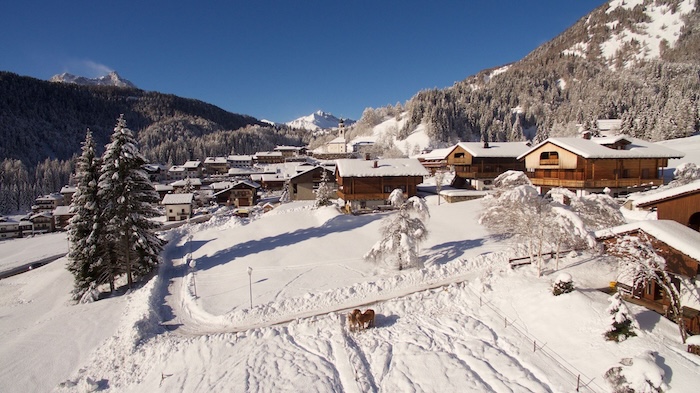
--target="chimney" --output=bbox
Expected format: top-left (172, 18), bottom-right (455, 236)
top-left (483, 141), bottom-right (489, 148)
top-left (373, 160), bottom-right (378, 168)
top-left (581, 130), bottom-right (591, 140)
top-left (364, 152), bottom-right (371, 160)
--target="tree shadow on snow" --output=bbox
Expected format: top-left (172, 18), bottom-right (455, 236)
top-left (423, 239), bottom-right (485, 266)
top-left (192, 213), bottom-right (384, 272)
top-left (635, 309), bottom-right (663, 331)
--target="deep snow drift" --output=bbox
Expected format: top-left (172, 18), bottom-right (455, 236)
top-left (2, 191), bottom-right (700, 392)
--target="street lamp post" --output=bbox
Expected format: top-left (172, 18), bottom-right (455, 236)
top-left (247, 266), bottom-right (253, 309)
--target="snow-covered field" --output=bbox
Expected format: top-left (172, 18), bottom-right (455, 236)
top-left (1, 135), bottom-right (699, 392)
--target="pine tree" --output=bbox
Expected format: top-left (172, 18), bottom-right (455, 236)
top-left (67, 129), bottom-right (104, 301)
top-left (313, 168), bottom-right (334, 208)
top-left (604, 292), bottom-right (638, 342)
top-left (98, 115), bottom-right (164, 289)
top-left (364, 189), bottom-right (429, 270)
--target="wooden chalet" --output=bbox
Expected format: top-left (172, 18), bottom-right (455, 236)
top-left (446, 142), bottom-right (530, 190)
top-left (289, 166), bottom-right (336, 201)
top-left (203, 157), bottom-right (229, 175)
top-left (335, 158), bottom-right (428, 212)
top-left (414, 147), bottom-right (452, 175)
top-left (212, 180), bottom-right (260, 207)
top-left (254, 151), bottom-right (285, 165)
top-left (518, 136), bottom-right (684, 195)
top-left (633, 180), bottom-right (700, 231)
top-left (596, 220), bottom-right (700, 335)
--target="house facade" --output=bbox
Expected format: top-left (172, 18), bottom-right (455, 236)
top-left (212, 180), bottom-right (260, 207)
top-left (254, 152), bottom-right (285, 165)
top-left (289, 166), bottom-right (337, 201)
top-left (162, 193), bottom-right (195, 221)
top-left (596, 220), bottom-right (700, 335)
top-left (446, 142), bottom-right (530, 190)
top-left (518, 136), bottom-right (684, 195)
top-left (203, 157), bottom-right (229, 175)
top-left (335, 158), bottom-right (428, 212)
top-left (634, 180), bottom-right (700, 231)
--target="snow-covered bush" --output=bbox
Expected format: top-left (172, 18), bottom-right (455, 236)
top-left (604, 292), bottom-right (638, 342)
top-left (604, 351), bottom-right (667, 393)
top-left (551, 273), bottom-right (574, 296)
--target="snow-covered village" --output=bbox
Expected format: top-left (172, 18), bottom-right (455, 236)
top-left (3, 0), bottom-right (700, 392)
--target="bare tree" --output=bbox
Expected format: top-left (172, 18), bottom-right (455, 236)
top-left (609, 231), bottom-right (689, 343)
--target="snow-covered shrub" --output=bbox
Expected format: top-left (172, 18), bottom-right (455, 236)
top-left (604, 351), bottom-right (667, 393)
top-left (551, 273), bottom-right (574, 296)
top-left (604, 292), bottom-right (638, 342)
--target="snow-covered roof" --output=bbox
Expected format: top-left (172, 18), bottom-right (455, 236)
top-left (413, 147), bottom-right (453, 160)
top-left (274, 145), bottom-right (303, 151)
top-left (60, 186), bottom-right (76, 194)
top-left (162, 193), bottom-right (194, 205)
top-left (518, 137), bottom-right (685, 160)
top-left (254, 151), bottom-right (283, 158)
top-left (204, 157), bottom-right (227, 164)
top-left (290, 165), bottom-right (333, 181)
top-left (228, 155), bottom-right (253, 161)
top-left (183, 160), bottom-right (202, 168)
top-left (336, 158), bottom-right (429, 178)
top-left (210, 181), bottom-right (235, 191)
top-left (633, 180), bottom-right (700, 207)
top-left (36, 193), bottom-right (63, 202)
top-left (169, 166), bottom-right (186, 173)
top-left (595, 220), bottom-right (700, 262)
top-left (154, 184), bottom-right (174, 192)
top-left (457, 142), bottom-right (531, 158)
top-left (212, 180), bottom-right (261, 196)
top-left (170, 178), bottom-right (202, 187)
top-left (53, 206), bottom-right (72, 216)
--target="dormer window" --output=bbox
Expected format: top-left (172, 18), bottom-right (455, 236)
top-left (539, 151), bottom-right (559, 165)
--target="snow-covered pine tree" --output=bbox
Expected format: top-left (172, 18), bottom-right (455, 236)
top-left (98, 115), bottom-right (164, 289)
top-left (604, 291), bottom-right (638, 342)
top-left (67, 129), bottom-right (105, 301)
top-left (313, 168), bottom-right (334, 208)
top-left (364, 189), bottom-right (429, 270)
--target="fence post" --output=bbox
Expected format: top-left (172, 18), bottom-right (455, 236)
top-left (576, 374), bottom-right (580, 392)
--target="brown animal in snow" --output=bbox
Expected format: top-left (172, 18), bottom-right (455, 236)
top-left (346, 309), bottom-right (361, 332)
top-left (356, 309), bottom-right (375, 330)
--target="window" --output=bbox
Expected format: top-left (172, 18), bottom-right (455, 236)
top-left (454, 152), bottom-right (465, 158)
top-left (539, 151), bottom-right (559, 165)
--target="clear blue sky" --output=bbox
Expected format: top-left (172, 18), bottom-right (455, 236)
top-left (1, 1), bottom-right (604, 123)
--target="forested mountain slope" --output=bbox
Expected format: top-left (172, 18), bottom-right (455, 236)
top-left (399, 0), bottom-right (700, 145)
top-left (0, 72), bottom-right (305, 214)
top-left (0, 72), bottom-right (304, 167)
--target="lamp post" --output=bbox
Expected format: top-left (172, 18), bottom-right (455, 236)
top-left (247, 266), bottom-right (253, 309)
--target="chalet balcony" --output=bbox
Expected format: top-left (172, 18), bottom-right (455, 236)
top-left (526, 170), bottom-right (663, 189)
top-left (336, 191), bottom-right (389, 201)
